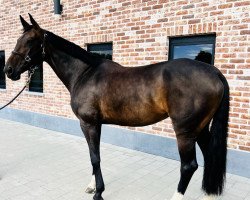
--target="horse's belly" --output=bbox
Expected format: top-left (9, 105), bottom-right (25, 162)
top-left (102, 109), bottom-right (169, 126)
top-left (100, 87), bottom-right (169, 126)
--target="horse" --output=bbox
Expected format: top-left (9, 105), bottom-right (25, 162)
top-left (4, 14), bottom-right (229, 200)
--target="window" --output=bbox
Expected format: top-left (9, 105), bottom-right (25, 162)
top-left (0, 51), bottom-right (6, 89)
top-left (169, 35), bottom-right (216, 65)
top-left (87, 43), bottom-right (113, 60)
top-left (29, 65), bottom-right (43, 93)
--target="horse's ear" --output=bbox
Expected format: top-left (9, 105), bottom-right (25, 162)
top-left (28, 13), bottom-right (41, 29)
top-left (20, 15), bottom-right (31, 31)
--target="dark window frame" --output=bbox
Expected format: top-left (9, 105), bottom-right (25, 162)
top-left (0, 50), bottom-right (6, 89)
top-left (87, 42), bottom-right (113, 60)
top-left (28, 64), bottom-right (43, 93)
top-left (168, 34), bottom-right (216, 65)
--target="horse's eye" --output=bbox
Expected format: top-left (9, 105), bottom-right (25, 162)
top-left (27, 39), bottom-right (35, 44)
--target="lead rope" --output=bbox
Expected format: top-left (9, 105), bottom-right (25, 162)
top-left (0, 66), bottom-right (38, 110)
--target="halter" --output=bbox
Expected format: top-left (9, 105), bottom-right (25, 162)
top-left (11, 32), bottom-right (47, 72)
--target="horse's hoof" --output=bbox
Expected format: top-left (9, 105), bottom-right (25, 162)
top-left (93, 193), bottom-right (104, 200)
top-left (85, 186), bottom-right (96, 194)
top-left (93, 197), bottom-right (104, 200)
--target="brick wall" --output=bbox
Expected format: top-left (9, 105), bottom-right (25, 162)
top-left (0, 0), bottom-right (249, 151)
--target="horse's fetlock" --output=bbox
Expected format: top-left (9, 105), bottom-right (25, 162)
top-left (96, 185), bottom-right (105, 193)
top-left (93, 192), bottom-right (104, 200)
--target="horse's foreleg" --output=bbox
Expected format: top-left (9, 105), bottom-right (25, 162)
top-left (170, 137), bottom-right (198, 200)
top-left (80, 121), bottom-right (104, 200)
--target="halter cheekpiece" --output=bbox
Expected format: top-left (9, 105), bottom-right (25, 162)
top-left (11, 32), bottom-right (47, 72)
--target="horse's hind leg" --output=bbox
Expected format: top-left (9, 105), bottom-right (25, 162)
top-left (170, 136), bottom-right (198, 200)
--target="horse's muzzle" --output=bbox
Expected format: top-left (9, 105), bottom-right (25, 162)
top-left (4, 65), bottom-right (21, 81)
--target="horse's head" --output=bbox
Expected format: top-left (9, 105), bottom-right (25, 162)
top-left (4, 14), bottom-right (45, 81)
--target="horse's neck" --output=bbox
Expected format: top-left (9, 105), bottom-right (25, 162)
top-left (45, 45), bottom-right (89, 92)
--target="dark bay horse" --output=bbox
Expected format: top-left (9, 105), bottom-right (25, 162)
top-left (4, 14), bottom-right (229, 200)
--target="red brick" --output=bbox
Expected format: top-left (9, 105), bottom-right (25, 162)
top-left (153, 4), bottom-right (163, 9)
top-left (231, 129), bottom-right (247, 135)
top-left (122, 2), bottom-right (131, 6)
top-left (218, 3), bottom-right (233, 9)
top-left (210, 11), bottom-right (224, 16)
top-left (157, 18), bottom-right (168, 23)
top-left (237, 76), bottom-right (250, 80)
top-left (236, 87), bottom-right (250, 92)
top-left (230, 59), bottom-right (245, 63)
top-left (142, 6), bottom-right (151, 11)
top-left (176, 10), bottom-right (188, 15)
top-left (232, 24), bottom-right (248, 30)
top-left (222, 53), bottom-right (236, 58)
top-left (131, 26), bottom-right (140, 30)
top-left (182, 4), bottom-right (194, 9)
top-left (241, 114), bottom-right (250, 120)
top-left (228, 69), bottom-right (243, 74)
top-left (235, 1), bottom-right (250, 6)
top-left (228, 134), bottom-right (238, 139)
top-left (136, 30), bottom-right (145, 34)
top-left (239, 146), bottom-right (250, 151)
top-left (240, 30), bottom-right (250, 35)
top-left (221, 64), bottom-right (235, 69)
top-left (182, 14), bottom-right (194, 19)
top-left (188, 19), bottom-right (201, 24)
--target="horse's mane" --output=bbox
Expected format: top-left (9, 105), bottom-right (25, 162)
top-left (46, 30), bottom-right (104, 67)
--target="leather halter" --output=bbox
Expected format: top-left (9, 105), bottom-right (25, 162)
top-left (11, 32), bottom-right (47, 71)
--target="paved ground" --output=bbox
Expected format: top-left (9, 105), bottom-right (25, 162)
top-left (0, 119), bottom-right (249, 200)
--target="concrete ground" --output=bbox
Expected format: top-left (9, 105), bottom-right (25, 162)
top-left (0, 119), bottom-right (249, 200)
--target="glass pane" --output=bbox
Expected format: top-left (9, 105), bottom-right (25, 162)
top-left (90, 50), bottom-right (112, 60)
top-left (88, 43), bottom-right (113, 60)
top-left (88, 43), bottom-right (112, 51)
top-left (173, 44), bottom-right (213, 64)
top-left (0, 51), bottom-right (6, 89)
top-left (29, 66), bottom-right (43, 93)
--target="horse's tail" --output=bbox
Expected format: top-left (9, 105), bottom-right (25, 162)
top-left (202, 73), bottom-right (229, 195)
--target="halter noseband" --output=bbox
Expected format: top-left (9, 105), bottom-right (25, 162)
top-left (11, 32), bottom-right (47, 71)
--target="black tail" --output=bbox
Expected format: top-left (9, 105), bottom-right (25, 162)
top-left (202, 73), bottom-right (229, 195)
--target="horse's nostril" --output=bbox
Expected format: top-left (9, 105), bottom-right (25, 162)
top-left (7, 67), bottom-right (13, 75)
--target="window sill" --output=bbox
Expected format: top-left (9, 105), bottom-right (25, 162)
top-left (0, 88), bottom-right (6, 92)
top-left (24, 91), bottom-right (44, 97)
